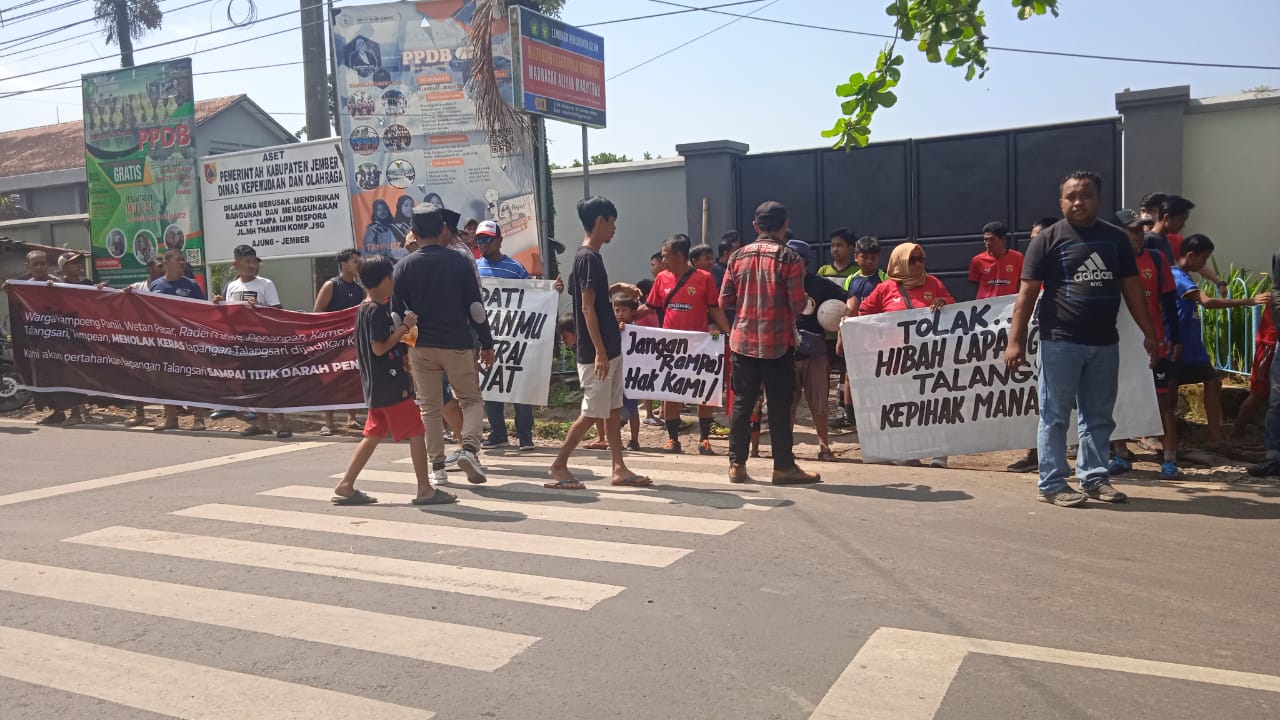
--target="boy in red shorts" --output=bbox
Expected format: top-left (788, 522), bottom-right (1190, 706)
top-left (332, 255), bottom-right (455, 506)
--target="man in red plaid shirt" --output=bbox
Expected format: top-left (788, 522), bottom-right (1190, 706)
top-left (720, 201), bottom-right (821, 485)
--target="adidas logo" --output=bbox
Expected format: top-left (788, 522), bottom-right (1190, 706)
top-left (1071, 252), bottom-right (1114, 283)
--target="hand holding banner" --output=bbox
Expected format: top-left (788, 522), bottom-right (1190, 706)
top-left (621, 325), bottom-right (725, 407)
top-left (479, 278), bottom-right (558, 406)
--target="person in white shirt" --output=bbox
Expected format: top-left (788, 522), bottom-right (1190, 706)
top-left (214, 245), bottom-right (291, 439)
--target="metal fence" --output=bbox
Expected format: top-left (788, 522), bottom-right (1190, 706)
top-left (1202, 276), bottom-right (1263, 377)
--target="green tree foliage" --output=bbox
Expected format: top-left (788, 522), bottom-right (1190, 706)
top-left (824, 0), bottom-right (1059, 149)
top-left (93, 0), bottom-right (163, 68)
top-left (509, 0), bottom-right (565, 17)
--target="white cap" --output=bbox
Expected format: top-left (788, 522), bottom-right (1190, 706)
top-left (475, 220), bottom-right (501, 238)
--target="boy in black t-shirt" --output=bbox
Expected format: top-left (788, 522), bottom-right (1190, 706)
top-left (332, 255), bottom-right (455, 506)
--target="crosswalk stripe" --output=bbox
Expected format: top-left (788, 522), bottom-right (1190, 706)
top-left (64, 526), bottom-right (623, 611)
top-left (393, 453), bottom-right (745, 485)
top-left (0, 558), bottom-right (536, 672)
top-left (337, 469), bottom-right (778, 511)
top-left (175, 503), bottom-right (691, 568)
top-left (0, 625), bottom-right (434, 720)
top-left (261, 486), bottom-right (745, 536)
top-left (0, 442), bottom-right (327, 509)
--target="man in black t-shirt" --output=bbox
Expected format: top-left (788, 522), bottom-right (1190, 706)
top-left (547, 196), bottom-right (652, 491)
top-left (1006, 170), bottom-right (1159, 508)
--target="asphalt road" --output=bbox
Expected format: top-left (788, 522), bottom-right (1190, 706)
top-left (1, 418), bottom-right (1278, 719)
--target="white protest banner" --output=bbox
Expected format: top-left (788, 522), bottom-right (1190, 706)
top-left (200, 139), bottom-right (353, 263)
top-left (479, 278), bottom-right (558, 406)
top-left (841, 296), bottom-right (1161, 462)
top-left (621, 325), bottom-right (725, 407)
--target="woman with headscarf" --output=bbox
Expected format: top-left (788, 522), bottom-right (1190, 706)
top-left (390, 194), bottom-right (415, 245)
top-left (856, 242), bottom-right (955, 468)
top-left (362, 199), bottom-right (396, 254)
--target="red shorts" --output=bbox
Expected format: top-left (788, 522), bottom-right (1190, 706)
top-left (363, 398), bottom-right (424, 442)
top-left (1250, 343), bottom-right (1275, 398)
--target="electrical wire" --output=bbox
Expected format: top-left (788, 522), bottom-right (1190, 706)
top-left (609, 0), bottom-right (782, 81)
top-left (578, 0), bottom-right (764, 29)
top-left (0, 0), bottom-right (89, 27)
top-left (0, 0), bottom-right (217, 57)
top-left (647, 0), bottom-right (1280, 72)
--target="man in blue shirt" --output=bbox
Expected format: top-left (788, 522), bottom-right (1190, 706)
top-left (1170, 233), bottom-right (1267, 460)
top-left (147, 250), bottom-right (208, 431)
top-left (475, 220), bottom-right (535, 450)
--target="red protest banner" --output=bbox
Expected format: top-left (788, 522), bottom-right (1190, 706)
top-left (6, 281), bottom-right (363, 412)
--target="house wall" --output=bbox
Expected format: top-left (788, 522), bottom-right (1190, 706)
top-left (1181, 96), bottom-right (1280, 275)
top-left (550, 158), bottom-right (687, 293)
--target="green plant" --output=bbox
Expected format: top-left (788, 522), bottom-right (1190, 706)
top-left (546, 380), bottom-right (583, 409)
top-left (1199, 264), bottom-right (1271, 375)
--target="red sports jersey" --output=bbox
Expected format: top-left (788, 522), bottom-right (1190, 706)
top-left (859, 275), bottom-right (955, 315)
top-left (1135, 247), bottom-right (1174, 349)
top-left (968, 249), bottom-right (1025, 299)
top-left (647, 268), bottom-right (718, 332)
top-left (1259, 305), bottom-right (1277, 346)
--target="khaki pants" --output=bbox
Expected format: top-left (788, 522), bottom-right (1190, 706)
top-left (408, 346), bottom-right (483, 464)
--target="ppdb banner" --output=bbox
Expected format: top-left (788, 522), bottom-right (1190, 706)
top-left (621, 325), bottom-right (725, 407)
top-left (479, 278), bottom-right (558, 406)
top-left (7, 281), bottom-right (363, 412)
top-left (841, 295), bottom-right (1162, 462)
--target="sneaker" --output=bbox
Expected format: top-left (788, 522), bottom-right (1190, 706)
top-left (1085, 482), bottom-right (1128, 503)
top-left (698, 439), bottom-right (715, 456)
top-left (1107, 453), bottom-right (1133, 476)
top-left (663, 439), bottom-right (683, 454)
top-left (1247, 458), bottom-right (1280, 478)
top-left (456, 450), bottom-right (487, 484)
top-left (443, 429), bottom-right (456, 443)
top-left (1037, 487), bottom-right (1088, 507)
top-left (1007, 452), bottom-right (1038, 473)
top-left (481, 438), bottom-right (509, 449)
top-left (444, 449), bottom-right (463, 470)
top-left (728, 464), bottom-right (748, 483)
top-left (208, 409), bottom-right (234, 420)
top-left (1159, 461), bottom-right (1182, 480)
top-left (709, 422), bottom-right (731, 437)
top-left (929, 457), bottom-right (948, 469)
top-left (643, 417), bottom-right (664, 427)
top-left (518, 441), bottom-right (536, 452)
top-left (772, 466), bottom-right (821, 485)
top-left (430, 467), bottom-right (449, 485)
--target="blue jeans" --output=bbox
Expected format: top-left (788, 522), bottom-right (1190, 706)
top-left (484, 400), bottom-right (534, 445)
top-left (1267, 355), bottom-right (1280, 459)
top-left (1037, 339), bottom-right (1120, 494)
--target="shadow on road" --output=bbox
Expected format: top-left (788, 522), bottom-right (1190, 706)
top-left (809, 482), bottom-right (973, 503)
top-left (0, 425), bottom-right (35, 435)
top-left (1093, 490), bottom-right (1280, 519)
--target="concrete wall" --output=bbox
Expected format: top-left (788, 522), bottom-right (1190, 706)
top-left (1180, 93), bottom-right (1280, 275)
top-left (550, 158), bottom-right (687, 291)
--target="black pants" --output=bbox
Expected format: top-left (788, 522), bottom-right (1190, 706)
top-left (729, 352), bottom-right (796, 470)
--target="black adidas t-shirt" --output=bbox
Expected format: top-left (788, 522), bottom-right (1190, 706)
top-left (1023, 218), bottom-right (1138, 346)
top-left (356, 300), bottom-right (414, 408)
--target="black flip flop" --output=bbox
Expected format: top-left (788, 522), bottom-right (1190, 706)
top-left (332, 490), bottom-right (378, 506)
top-left (412, 490), bottom-right (457, 505)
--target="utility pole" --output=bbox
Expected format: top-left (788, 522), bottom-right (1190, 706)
top-left (581, 125), bottom-right (590, 198)
top-left (114, 0), bottom-right (135, 68)
top-left (300, 0), bottom-right (330, 140)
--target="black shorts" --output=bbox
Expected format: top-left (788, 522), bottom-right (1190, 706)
top-left (1152, 359), bottom-right (1171, 394)
top-left (1172, 362), bottom-right (1218, 386)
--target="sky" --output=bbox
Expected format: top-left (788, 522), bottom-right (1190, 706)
top-left (1, 0), bottom-right (1278, 166)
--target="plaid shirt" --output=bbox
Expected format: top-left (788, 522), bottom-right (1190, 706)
top-left (719, 236), bottom-right (806, 359)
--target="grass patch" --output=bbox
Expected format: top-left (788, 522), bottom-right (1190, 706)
top-left (547, 380), bottom-right (583, 409)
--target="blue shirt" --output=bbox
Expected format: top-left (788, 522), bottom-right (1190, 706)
top-left (149, 276), bottom-right (206, 300)
top-left (1171, 266), bottom-right (1209, 365)
top-left (844, 270), bottom-right (885, 303)
top-left (476, 254), bottom-right (529, 280)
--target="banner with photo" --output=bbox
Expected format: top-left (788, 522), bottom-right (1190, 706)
top-left (82, 58), bottom-right (204, 289)
top-left (621, 325), bottom-right (726, 407)
top-left (6, 281), bottom-right (362, 412)
top-left (840, 296), bottom-right (1162, 462)
top-left (200, 139), bottom-right (354, 262)
top-left (479, 278), bottom-right (558, 406)
top-left (331, 1), bottom-right (541, 270)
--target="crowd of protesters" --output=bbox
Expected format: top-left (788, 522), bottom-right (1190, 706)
top-left (8, 169), bottom-right (1280, 508)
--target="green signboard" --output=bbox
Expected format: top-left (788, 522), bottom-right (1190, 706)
top-left (82, 58), bottom-right (204, 288)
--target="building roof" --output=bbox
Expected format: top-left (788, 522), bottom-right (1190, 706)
top-left (0, 94), bottom-right (250, 179)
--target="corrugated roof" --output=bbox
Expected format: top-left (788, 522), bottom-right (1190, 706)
top-left (0, 94), bottom-right (246, 179)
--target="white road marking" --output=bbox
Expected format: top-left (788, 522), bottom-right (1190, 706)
top-left (261, 485), bottom-right (745, 535)
top-left (0, 442), bottom-right (328, 509)
top-left (0, 625), bottom-right (434, 720)
top-left (340, 469), bottom-right (778, 510)
top-left (64, 526), bottom-right (623, 611)
top-left (0, 558), bottom-right (535, 672)
top-left (176, 503), bottom-right (691, 568)
top-left (396, 453), bottom-right (748, 486)
top-left (810, 627), bottom-right (1280, 720)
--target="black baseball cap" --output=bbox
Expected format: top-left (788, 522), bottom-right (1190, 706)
top-left (754, 201), bottom-right (787, 227)
top-left (233, 244), bottom-right (257, 258)
top-left (411, 203), bottom-right (462, 237)
top-left (1114, 209), bottom-right (1154, 229)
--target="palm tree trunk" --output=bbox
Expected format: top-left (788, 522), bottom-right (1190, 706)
top-left (114, 0), bottom-right (134, 67)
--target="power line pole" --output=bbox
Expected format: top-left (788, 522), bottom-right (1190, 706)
top-left (300, 0), bottom-right (329, 140)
